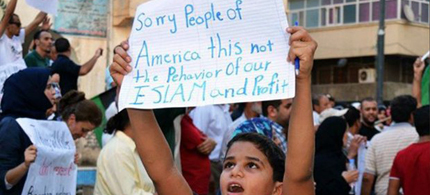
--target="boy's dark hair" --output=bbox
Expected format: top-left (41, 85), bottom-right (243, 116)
top-left (262, 100), bottom-right (282, 117)
top-left (226, 133), bottom-right (285, 182)
top-left (390, 95), bottom-right (417, 123)
top-left (413, 105), bottom-right (429, 137)
top-left (343, 106), bottom-right (360, 127)
top-left (105, 109), bottom-right (130, 134)
top-left (55, 38), bottom-right (71, 53)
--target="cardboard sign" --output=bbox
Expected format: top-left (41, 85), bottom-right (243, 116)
top-left (119, 0), bottom-right (295, 109)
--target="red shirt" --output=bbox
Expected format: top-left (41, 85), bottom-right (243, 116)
top-left (390, 142), bottom-right (430, 195)
top-left (180, 114), bottom-right (211, 195)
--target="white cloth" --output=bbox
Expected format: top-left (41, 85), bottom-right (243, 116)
top-left (0, 29), bottom-right (25, 66)
top-left (101, 102), bottom-right (118, 147)
top-left (219, 113), bottom-right (247, 161)
top-left (189, 104), bottom-right (232, 161)
top-left (313, 111), bottom-right (320, 126)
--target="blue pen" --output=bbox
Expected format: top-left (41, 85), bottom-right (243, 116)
top-left (294, 21), bottom-right (300, 76)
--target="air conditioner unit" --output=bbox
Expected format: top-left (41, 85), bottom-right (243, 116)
top-left (358, 68), bottom-right (376, 83)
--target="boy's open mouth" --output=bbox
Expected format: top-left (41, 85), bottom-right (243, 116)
top-left (228, 183), bottom-right (244, 193)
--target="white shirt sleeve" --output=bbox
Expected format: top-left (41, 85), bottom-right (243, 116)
top-left (5, 177), bottom-right (13, 190)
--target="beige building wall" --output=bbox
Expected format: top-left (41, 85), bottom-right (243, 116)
top-left (14, 0), bottom-right (108, 98)
top-left (309, 21), bottom-right (430, 60)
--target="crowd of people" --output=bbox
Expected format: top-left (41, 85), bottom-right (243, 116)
top-left (0, 1), bottom-right (429, 195)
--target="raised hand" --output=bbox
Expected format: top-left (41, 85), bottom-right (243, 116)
top-left (110, 41), bottom-right (132, 86)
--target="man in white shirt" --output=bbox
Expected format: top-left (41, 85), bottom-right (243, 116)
top-left (0, 0), bottom-right (48, 67)
top-left (312, 94), bottom-right (331, 126)
top-left (361, 95), bottom-right (419, 195)
top-left (189, 104), bottom-right (232, 194)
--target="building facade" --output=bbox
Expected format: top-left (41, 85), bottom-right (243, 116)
top-left (287, 0), bottom-right (429, 102)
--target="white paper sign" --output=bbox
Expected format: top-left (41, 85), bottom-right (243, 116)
top-left (16, 118), bottom-right (77, 195)
top-left (119, 0), bottom-right (294, 109)
top-left (25, 0), bottom-right (58, 15)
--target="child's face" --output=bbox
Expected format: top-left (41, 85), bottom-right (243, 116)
top-left (221, 141), bottom-right (282, 195)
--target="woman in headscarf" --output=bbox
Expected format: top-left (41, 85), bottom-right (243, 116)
top-left (0, 68), bottom-right (58, 195)
top-left (314, 116), bottom-right (359, 195)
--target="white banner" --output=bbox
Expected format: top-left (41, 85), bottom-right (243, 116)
top-left (120, 0), bottom-right (295, 109)
top-left (25, 0), bottom-right (58, 15)
top-left (17, 118), bottom-right (77, 195)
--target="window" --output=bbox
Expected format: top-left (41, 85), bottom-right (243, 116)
top-left (288, 0), bottom-right (429, 28)
top-left (344, 5), bottom-right (357, 23)
top-left (306, 9), bottom-right (320, 27)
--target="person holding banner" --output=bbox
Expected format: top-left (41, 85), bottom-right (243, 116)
top-left (110, 26), bottom-right (317, 195)
top-left (0, 68), bottom-right (59, 195)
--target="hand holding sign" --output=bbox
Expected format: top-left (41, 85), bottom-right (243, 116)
top-left (24, 145), bottom-right (37, 168)
top-left (119, 0), bottom-right (296, 109)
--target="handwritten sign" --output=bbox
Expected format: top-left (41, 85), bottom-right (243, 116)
top-left (54, 0), bottom-right (108, 37)
top-left (26, 0), bottom-right (58, 15)
top-left (16, 118), bottom-right (77, 195)
top-left (119, 0), bottom-right (294, 109)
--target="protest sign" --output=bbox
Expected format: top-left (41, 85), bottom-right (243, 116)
top-left (119, 0), bottom-right (294, 109)
top-left (25, 0), bottom-right (58, 15)
top-left (16, 118), bottom-right (77, 195)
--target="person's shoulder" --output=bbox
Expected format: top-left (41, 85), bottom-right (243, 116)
top-left (24, 51), bottom-right (36, 59)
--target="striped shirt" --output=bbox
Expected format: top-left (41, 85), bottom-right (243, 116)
top-left (365, 122), bottom-right (419, 195)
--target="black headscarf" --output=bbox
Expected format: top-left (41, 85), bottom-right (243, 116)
top-left (314, 116), bottom-right (351, 195)
top-left (316, 116), bottom-right (347, 155)
top-left (1, 68), bottom-right (53, 120)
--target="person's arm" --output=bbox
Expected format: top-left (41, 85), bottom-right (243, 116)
top-left (387, 179), bottom-right (401, 195)
top-left (5, 145), bottom-right (36, 186)
top-left (25, 12), bottom-right (47, 36)
top-left (127, 109), bottom-right (193, 195)
top-left (361, 173), bottom-right (375, 195)
top-left (0, 0), bottom-right (18, 37)
top-left (387, 153), bottom-right (402, 195)
top-left (79, 48), bottom-right (102, 75)
top-left (282, 26), bottom-right (318, 195)
top-left (412, 57), bottom-right (425, 108)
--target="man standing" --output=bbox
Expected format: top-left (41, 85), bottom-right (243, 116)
top-left (312, 94), bottom-right (330, 126)
top-left (51, 38), bottom-right (102, 95)
top-left (25, 30), bottom-right (52, 68)
top-left (359, 97), bottom-right (379, 141)
top-left (361, 95), bottom-right (419, 195)
top-left (387, 105), bottom-right (430, 195)
top-left (0, 0), bottom-right (48, 67)
top-left (261, 99), bottom-right (292, 152)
